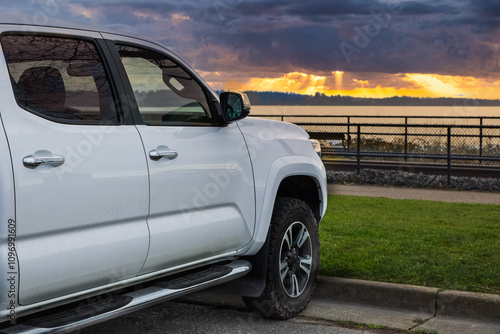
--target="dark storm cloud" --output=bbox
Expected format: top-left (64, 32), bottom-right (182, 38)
top-left (470, 0), bottom-right (500, 17)
top-left (4, 0), bottom-right (500, 77)
top-left (163, 0), bottom-right (500, 77)
top-left (220, 25), bottom-right (344, 71)
top-left (279, 0), bottom-right (380, 16)
top-left (284, 0), bottom-right (457, 17)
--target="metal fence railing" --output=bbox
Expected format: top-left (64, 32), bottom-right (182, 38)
top-left (252, 115), bottom-right (500, 184)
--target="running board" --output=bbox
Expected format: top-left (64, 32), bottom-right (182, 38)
top-left (1, 260), bottom-right (251, 334)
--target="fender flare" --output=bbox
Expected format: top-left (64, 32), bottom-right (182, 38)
top-left (226, 155), bottom-right (326, 297)
top-left (249, 155), bottom-right (327, 255)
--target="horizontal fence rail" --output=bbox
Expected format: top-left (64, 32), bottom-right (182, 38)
top-left (252, 114), bottom-right (500, 184)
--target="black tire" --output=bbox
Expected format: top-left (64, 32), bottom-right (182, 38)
top-left (243, 197), bottom-right (320, 320)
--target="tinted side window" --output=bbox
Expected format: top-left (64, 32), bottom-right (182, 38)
top-left (116, 44), bottom-right (212, 125)
top-left (2, 35), bottom-right (119, 124)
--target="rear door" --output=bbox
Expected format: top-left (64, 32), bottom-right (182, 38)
top-left (0, 28), bottom-right (150, 305)
top-left (102, 34), bottom-right (256, 273)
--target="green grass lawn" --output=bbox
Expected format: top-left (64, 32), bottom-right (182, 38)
top-left (319, 195), bottom-right (500, 294)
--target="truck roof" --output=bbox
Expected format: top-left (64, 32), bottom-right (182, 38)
top-left (0, 14), bottom-right (169, 49)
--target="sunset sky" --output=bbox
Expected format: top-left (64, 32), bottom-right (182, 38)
top-left (2, 0), bottom-right (500, 100)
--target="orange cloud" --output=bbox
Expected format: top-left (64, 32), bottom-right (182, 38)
top-left (170, 13), bottom-right (190, 25)
top-left (68, 4), bottom-right (100, 19)
top-left (225, 72), bottom-right (327, 95)
top-left (171, 13), bottom-right (190, 21)
top-left (134, 11), bottom-right (163, 21)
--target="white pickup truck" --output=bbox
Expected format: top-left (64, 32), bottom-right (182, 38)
top-left (0, 21), bottom-right (327, 333)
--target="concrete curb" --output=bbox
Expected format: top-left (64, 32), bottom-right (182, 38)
top-left (436, 290), bottom-right (500, 323)
top-left (315, 277), bottom-right (438, 315)
top-left (316, 276), bottom-right (500, 324)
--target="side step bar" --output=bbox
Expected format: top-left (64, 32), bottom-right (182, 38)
top-left (1, 260), bottom-right (251, 334)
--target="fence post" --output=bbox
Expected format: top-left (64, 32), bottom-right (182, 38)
top-left (404, 117), bottom-right (408, 162)
top-left (479, 118), bottom-right (483, 165)
top-left (347, 116), bottom-right (351, 151)
top-left (447, 127), bottom-right (451, 186)
top-left (357, 125), bottom-right (361, 175)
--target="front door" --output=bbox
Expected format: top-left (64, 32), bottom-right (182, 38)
top-left (105, 37), bottom-right (256, 273)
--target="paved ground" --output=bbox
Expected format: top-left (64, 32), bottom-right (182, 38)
top-left (82, 280), bottom-right (500, 334)
top-left (81, 299), bottom-right (373, 334)
top-left (328, 184), bottom-right (500, 205)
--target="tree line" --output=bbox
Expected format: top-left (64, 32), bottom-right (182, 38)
top-left (238, 91), bottom-right (500, 106)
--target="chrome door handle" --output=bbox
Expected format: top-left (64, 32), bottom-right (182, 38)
top-left (23, 152), bottom-right (65, 169)
top-left (149, 147), bottom-right (178, 161)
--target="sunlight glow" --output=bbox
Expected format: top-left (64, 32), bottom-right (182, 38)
top-left (228, 72), bottom-right (326, 95)
top-left (223, 71), bottom-right (500, 100)
top-left (404, 74), bottom-right (464, 97)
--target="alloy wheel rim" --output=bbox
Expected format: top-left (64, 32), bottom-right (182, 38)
top-left (279, 221), bottom-right (313, 298)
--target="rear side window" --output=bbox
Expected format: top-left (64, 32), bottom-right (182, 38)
top-left (1, 35), bottom-right (119, 124)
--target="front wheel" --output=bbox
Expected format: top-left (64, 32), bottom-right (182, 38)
top-left (243, 197), bottom-right (320, 319)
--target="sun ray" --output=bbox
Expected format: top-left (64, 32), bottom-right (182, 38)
top-left (334, 71), bottom-right (343, 90)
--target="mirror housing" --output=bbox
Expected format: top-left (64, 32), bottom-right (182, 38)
top-left (220, 91), bottom-right (251, 123)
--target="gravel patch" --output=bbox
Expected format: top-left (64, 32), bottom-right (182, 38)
top-left (327, 169), bottom-right (500, 192)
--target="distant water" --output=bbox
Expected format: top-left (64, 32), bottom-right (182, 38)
top-left (250, 106), bottom-right (500, 127)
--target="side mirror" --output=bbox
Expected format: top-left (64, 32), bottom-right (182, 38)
top-left (220, 91), bottom-right (251, 123)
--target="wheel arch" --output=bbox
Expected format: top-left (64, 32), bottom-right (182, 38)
top-left (276, 175), bottom-right (322, 223)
